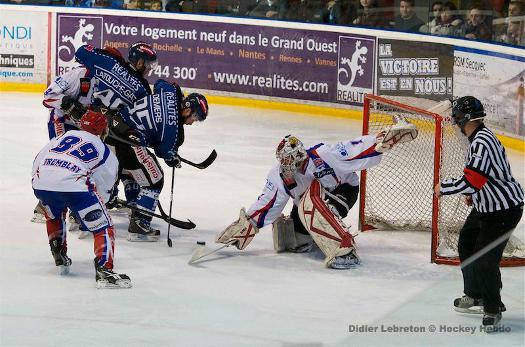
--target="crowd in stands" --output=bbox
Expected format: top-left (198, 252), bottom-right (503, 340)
top-left (1, 0), bottom-right (523, 46)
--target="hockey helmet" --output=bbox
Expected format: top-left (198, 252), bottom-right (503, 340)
top-left (80, 110), bottom-right (108, 138)
top-left (183, 93), bottom-right (208, 121)
top-left (276, 135), bottom-right (308, 175)
top-left (451, 96), bottom-right (485, 127)
top-left (128, 42), bottom-right (157, 72)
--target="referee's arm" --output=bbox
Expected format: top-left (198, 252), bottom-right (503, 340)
top-left (438, 142), bottom-right (489, 196)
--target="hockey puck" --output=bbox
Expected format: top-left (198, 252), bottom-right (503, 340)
top-left (196, 241), bottom-right (206, 246)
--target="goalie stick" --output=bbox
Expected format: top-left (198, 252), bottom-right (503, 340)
top-left (107, 131), bottom-right (217, 170)
top-left (188, 240), bottom-right (236, 264)
top-left (116, 198), bottom-right (196, 230)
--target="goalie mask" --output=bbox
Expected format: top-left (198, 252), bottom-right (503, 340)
top-left (276, 135), bottom-right (308, 176)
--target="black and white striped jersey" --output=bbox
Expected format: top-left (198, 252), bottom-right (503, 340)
top-left (440, 124), bottom-right (524, 213)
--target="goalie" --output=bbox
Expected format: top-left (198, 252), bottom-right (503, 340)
top-left (216, 117), bottom-right (418, 269)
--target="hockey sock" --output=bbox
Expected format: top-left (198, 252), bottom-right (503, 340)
top-left (123, 179), bottom-right (141, 204)
top-left (46, 210), bottom-right (67, 249)
top-left (94, 226), bottom-right (115, 270)
top-left (134, 188), bottom-right (160, 224)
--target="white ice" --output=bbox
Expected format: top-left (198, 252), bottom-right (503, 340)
top-left (0, 92), bottom-right (524, 346)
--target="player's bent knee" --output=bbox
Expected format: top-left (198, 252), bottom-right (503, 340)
top-left (298, 180), bottom-right (357, 266)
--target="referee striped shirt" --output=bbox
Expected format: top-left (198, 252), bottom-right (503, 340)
top-left (440, 124), bottom-right (524, 213)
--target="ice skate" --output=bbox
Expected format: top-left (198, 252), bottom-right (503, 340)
top-left (482, 312), bottom-right (502, 333)
top-left (68, 213), bottom-right (81, 232)
top-left (31, 202), bottom-right (46, 224)
top-left (453, 295), bottom-right (506, 314)
top-left (329, 250), bottom-right (360, 269)
top-left (94, 259), bottom-right (132, 289)
top-left (49, 238), bottom-right (72, 275)
top-left (453, 295), bottom-right (484, 314)
top-left (127, 217), bottom-right (160, 242)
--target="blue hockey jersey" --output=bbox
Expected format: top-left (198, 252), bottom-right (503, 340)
top-left (119, 80), bottom-right (184, 160)
top-left (74, 44), bottom-right (151, 109)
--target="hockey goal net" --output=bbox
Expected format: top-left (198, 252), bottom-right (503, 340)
top-left (359, 94), bottom-right (525, 266)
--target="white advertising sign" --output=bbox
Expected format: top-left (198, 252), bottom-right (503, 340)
top-left (454, 48), bottom-right (525, 137)
top-left (0, 10), bottom-right (47, 85)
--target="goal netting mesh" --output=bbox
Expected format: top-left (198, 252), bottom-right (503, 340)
top-left (360, 95), bottom-right (525, 265)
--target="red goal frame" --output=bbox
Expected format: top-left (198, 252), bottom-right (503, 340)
top-left (359, 94), bottom-right (525, 267)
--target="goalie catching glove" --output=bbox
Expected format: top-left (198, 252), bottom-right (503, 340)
top-left (216, 208), bottom-right (259, 250)
top-left (375, 115), bottom-right (418, 153)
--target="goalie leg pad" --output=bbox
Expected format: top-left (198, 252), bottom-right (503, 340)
top-left (272, 214), bottom-right (313, 253)
top-left (298, 180), bottom-right (357, 266)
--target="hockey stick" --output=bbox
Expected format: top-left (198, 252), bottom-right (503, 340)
top-left (167, 166), bottom-right (175, 248)
top-left (116, 198), bottom-right (196, 230)
top-left (178, 150), bottom-right (217, 169)
top-left (188, 240), bottom-right (237, 265)
top-left (107, 132), bottom-right (217, 170)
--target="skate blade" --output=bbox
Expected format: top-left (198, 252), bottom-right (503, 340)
top-left (96, 279), bottom-right (132, 289)
top-left (31, 213), bottom-right (46, 224)
top-left (78, 231), bottom-right (92, 239)
top-left (68, 224), bottom-right (81, 232)
top-left (127, 233), bottom-right (160, 242)
top-left (57, 265), bottom-right (70, 276)
top-left (454, 307), bottom-right (484, 314)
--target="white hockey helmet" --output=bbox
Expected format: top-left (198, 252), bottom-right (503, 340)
top-left (276, 135), bottom-right (308, 175)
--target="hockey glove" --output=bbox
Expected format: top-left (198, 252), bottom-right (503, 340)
top-left (60, 96), bottom-right (87, 121)
top-left (164, 151), bottom-right (181, 168)
top-left (106, 110), bottom-right (148, 146)
top-left (216, 208), bottom-right (259, 250)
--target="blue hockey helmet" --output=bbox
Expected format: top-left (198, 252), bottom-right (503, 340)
top-left (128, 42), bottom-right (157, 72)
top-left (183, 93), bottom-right (208, 121)
top-left (451, 96), bottom-right (485, 128)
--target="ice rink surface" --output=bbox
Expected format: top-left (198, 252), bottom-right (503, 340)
top-left (0, 92), bottom-right (524, 346)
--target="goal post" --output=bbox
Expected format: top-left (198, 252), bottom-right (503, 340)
top-left (359, 94), bottom-right (525, 267)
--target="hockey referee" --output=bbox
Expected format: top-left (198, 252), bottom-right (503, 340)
top-left (434, 96), bottom-right (524, 328)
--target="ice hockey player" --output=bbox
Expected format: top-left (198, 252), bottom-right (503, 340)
top-left (106, 79), bottom-right (209, 241)
top-left (216, 118), bottom-right (418, 269)
top-left (33, 42), bottom-right (157, 225)
top-left (31, 110), bottom-right (131, 289)
top-left (435, 96), bottom-right (524, 329)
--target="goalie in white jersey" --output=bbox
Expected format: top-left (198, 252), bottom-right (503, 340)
top-left (32, 111), bottom-right (131, 288)
top-left (217, 119), bottom-right (418, 269)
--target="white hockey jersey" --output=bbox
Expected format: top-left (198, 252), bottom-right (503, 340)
top-left (246, 135), bottom-right (383, 228)
top-left (32, 130), bottom-right (118, 203)
top-left (43, 67), bottom-right (93, 133)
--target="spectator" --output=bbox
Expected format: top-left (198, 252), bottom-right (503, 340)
top-left (508, 0), bottom-right (524, 16)
top-left (179, 0), bottom-right (211, 13)
top-left (463, 5), bottom-right (492, 40)
top-left (248, 0), bottom-right (286, 19)
top-left (494, 1), bottom-right (524, 45)
top-left (420, 1), bottom-right (443, 33)
top-left (165, 0), bottom-right (181, 11)
top-left (216, 0), bottom-right (258, 16)
top-left (148, 0), bottom-right (162, 10)
top-left (394, 0), bottom-right (424, 32)
top-left (353, 0), bottom-right (390, 28)
top-left (126, 0), bottom-right (144, 9)
top-left (321, 0), bottom-right (357, 25)
top-left (431, 1), bottom-right (463, 36)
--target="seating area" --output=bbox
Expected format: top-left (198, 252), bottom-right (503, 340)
top-left (1, 0), bottom-right (523, 46)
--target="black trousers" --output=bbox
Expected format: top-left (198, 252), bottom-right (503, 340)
top-left (458, 205), bottom-right (523, 313)
top-left (290, 183), bottom-right (359, 235)
top-left (111, 141), bottom-right (164, 191)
